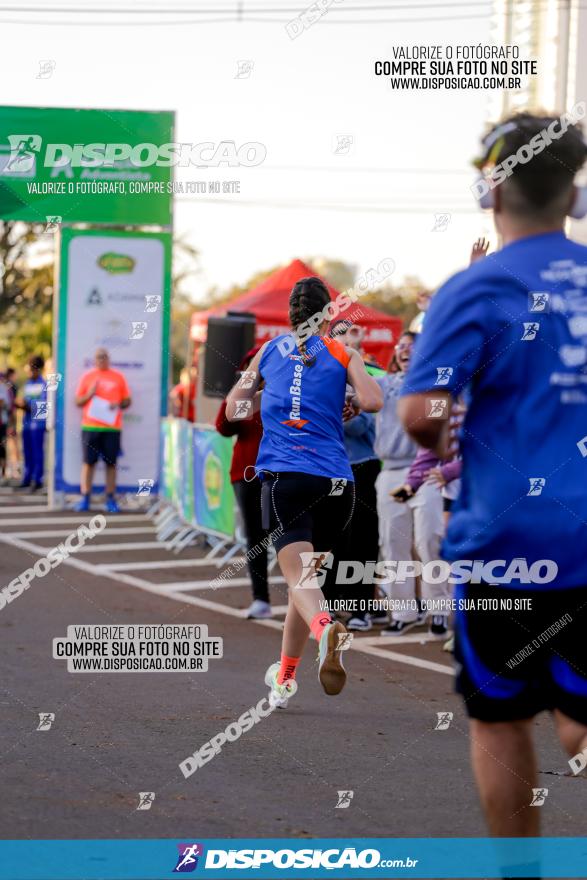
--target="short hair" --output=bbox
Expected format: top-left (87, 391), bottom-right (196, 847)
top-left (480, 112), bottom-right (587, 218)
top-left (29, 355), bottom-right (44, 371)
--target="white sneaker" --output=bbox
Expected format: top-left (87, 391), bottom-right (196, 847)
top-left (318, 621), bottom-right (348, 696)
top-left (246, 600), bottom-right (272, 619)
top-left (347, 616), bottom-right (372, 632)
top-left (264, 662), bottom-right (298, 708)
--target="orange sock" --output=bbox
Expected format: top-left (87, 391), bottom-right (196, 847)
top-left (277, 654), bottom-right (301, 684)
top-left (310, 612), bottom-right (332, 643)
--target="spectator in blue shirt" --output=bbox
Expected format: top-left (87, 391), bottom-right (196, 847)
top-left (322, 320), bottom-right (383, 631)
top-left (15, 355), bottom-right (47, 492)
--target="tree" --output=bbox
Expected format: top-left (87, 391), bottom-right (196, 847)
top-left (0, 222), bottom-right (202, 384)
top-left (361, 276), bottom-right (431, 328)
top-left (0, 221), bottom-right (54, 372)
top-left (310, 257), bottom-right (356, 292)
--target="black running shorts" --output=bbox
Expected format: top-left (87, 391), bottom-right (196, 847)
top-left (81, 429), bottom-right (121, 466)
top-left (454, 582), bottom-right (587, 724)
top-left (260, 471), bottom-right (355, 553)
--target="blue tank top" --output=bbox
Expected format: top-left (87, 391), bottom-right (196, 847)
top-left (256, 334), bottom-right (354, 481)
top-left (22, 378), bottom-right (47, 430)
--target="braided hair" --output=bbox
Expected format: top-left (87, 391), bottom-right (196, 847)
top-left (288, 276), bottom-right (331, 366)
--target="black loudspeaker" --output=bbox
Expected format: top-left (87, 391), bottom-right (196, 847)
top-left (203, 312), bottom-right (256, 398)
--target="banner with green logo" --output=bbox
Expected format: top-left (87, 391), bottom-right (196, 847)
top-left (160, 420), bottom-right (234, 539)
top-left (160, 419), bottom-right (184, 509)
top-left (192, 427), bottom-right (235, 539)
top-left (54, 229), bottom-right (171, 495)
top-left (160, 421), bottom-right (174, 503)
top-left (0, 106), bottom-right (173, 225)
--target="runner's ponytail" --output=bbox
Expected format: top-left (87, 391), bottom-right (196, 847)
top-left (289, 277), bottom-right (331, 367)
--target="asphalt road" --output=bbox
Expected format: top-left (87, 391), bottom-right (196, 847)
top-left (0, 490), bottom-right (584, 843)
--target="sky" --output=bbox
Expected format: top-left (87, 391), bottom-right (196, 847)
top-left (2, 1), bottom-right (501, 302)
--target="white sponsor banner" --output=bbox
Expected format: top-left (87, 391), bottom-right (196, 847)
top-left (54, 230), bottom-right (170, 494)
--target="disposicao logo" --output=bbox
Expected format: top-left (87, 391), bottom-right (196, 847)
top-left (97, 252), bottom-right (135, 274)
top-left (0, 134), bottom-right (42, 177)
top-left (173, 843), bottom-right (204, 872)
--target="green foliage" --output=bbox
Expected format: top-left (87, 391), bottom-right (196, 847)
top-left (0, 224), bottom-right (429, 385)
top-left (0, 221), bottom-right (53, 376)
top-left (0, 223), bottom-right (202, 385)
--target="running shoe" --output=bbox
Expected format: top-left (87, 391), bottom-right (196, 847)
top-left (246, 599), bottom-right (272, 619)
top-left (317, 621), bottom-right (348, 696)
top-left (104, 496), bottom-right (120, 514)
top-left (264, 662), bottom-right (298, 708)
top-left (73, 496), bottom-right (90, 512)
top-left (347, 616), bottom-right (372, 632)
top-left (429, 615), bottom-right (449, 638)
top-left (380, 618), bottom-right (420, 636)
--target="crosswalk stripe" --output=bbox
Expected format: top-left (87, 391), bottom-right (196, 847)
top-left (100, 556), bottom-right (246, 571)
top-left (151, 576), bottom-right (287, 592)
top-left (75, 541), bottom-right (162, 553)
top-left (12, 527), bottom-right (155, 538)
top-left (0, 515), bottom-right (149, 526)
top-left (0, 521), bottom-right (452, 678)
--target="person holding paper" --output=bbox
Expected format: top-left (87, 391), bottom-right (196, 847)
top-left (74, 348), bottom-right (131, 513)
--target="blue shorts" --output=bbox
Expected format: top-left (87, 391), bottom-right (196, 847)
top-left (455, 583), bottom-right (587, 724)
top-left (82, 430), bottom-right (121, 466)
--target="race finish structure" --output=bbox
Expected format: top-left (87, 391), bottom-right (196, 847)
top-left (0, 105), bottom-right (173, 226)
top-left (0, 105), bottom-right (174, 503)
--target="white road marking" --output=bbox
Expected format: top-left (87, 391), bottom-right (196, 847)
top-left (0, 517), bottom-right (453, 678)
top-left (0, 515), bottom-right (149, 526)
top-left (351, 642), bottom-right (453, 676)
top-left (0, 505), bottom-right (50, 513)
top-left (100, 556), bottom-right (245, 571)
top-left (357, 633), bottom-right (440, 646)
top-left (152, 576), bottom-right (286, 592)
top-left (0, 494), bottom-right (45, 502)
top-left (13, 527), bottom-right (155, 538)
top-left (75, 541), bottom-right (162, 553)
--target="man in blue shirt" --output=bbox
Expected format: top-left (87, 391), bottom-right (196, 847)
top-left (399, 113), bottom-right (587, 844)
top-left (15, 355), bottom-right (47, 492)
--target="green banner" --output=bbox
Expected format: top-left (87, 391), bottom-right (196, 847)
top-left (192, 427), bottom-right (235, 539)
top-left (160, 421), bottom-right (174, 503)
top-left (160, 420), bottom-right (234, 539)
top-left (0, 106), bottom-right (173, 225)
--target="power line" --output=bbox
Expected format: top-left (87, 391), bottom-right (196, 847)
top-left (256, 165), bottom-right (473, 175)
top-left (0, 0), bottom-right (575, 13)
top-left (0, 0), bottom-right (577, 24)
top-left (0, 1), bottom-right (498, 12)
top-left (0, 12), bottom-right (494, 25)
top-left (175, 196), bottom-right (479, 213)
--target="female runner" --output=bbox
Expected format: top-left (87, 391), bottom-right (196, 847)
top-left (227, 276), bottom-right (382, 706)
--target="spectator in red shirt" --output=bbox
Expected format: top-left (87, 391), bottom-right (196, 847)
top-left (215, 346), bottom-right (270, 619)
top-left (170, 367), bottom-right (197, 422)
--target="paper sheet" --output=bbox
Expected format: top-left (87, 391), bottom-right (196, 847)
top-left (87, 395), bottom-right (118, 426)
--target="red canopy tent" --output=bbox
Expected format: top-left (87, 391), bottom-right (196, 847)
top-left (191, 259), bottom-right (402, 368)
